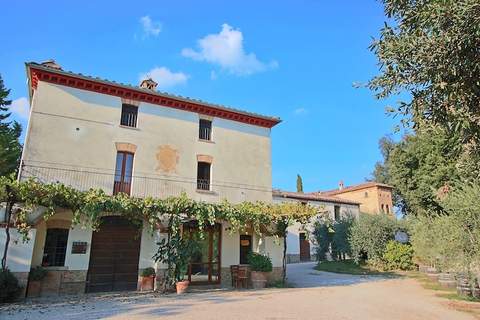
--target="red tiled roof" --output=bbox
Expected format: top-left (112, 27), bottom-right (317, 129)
top-left (272, 190), bottom-right (361, 205)
top-left (317, 182), bottom-right (393, 196)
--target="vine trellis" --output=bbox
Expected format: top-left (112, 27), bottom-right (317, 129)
top-left (0, 176), bottom-right (317, 287)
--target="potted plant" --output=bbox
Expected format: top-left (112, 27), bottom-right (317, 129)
top-left (139, 267), bottom-right (156, 291)
top-left (154, 230), bottom-right (198, 295)
top-left (27, 266), bottom-right (47, 297)
top-left (248, 252), bottom-right (273, 289)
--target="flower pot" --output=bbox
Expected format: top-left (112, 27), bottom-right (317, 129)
top-left (140, 275), bottom-right (155, 291)
top-left (27, 280), bottom-right (42, 298)
top-left (251, 271), bottom-right (268, 289)
top-left (176, 280), bottom-right (189, 294)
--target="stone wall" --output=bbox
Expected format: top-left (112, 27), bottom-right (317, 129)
top-left (30, 269), bottom-right (87, 297)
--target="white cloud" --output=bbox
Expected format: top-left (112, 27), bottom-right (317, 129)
top-left (182, 24), bottom-right (277, 76)
top-left (140, 16), bottom-right (161, 37)
top-left (139, 67), bottom-right (189, 89)
top-left (10, 97), bottom-right (29, 119)
top-left (294, 107), bottom-right (308, 115)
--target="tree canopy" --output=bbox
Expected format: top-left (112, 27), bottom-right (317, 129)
top-left (0, 75), bottom-right (22, 177)
top-left (369, 0), bottom-right (480, 148)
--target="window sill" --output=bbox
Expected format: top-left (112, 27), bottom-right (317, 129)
top-left (196, 189), bottom-right (216, 195)
top-left (198, 138), bottom-right (215, 144)
top-left (119, 125), bottom-right (140, 131)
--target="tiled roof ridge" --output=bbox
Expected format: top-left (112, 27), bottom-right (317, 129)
top-left (26, 62), bottom-right (281, 125)
top-left (272, 189), bottom-right (361, 205)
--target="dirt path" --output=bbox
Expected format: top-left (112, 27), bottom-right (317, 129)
top-left (0, 264), bottom-right (476, 319)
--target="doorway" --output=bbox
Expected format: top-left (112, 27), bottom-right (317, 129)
top-left (185, 223), bottom-right (221, 284)
top-left (86, 216), bottom-right (141, 293)
top-left (239, 235), bottom-right (252, 264)
top-left (299, 232), bottom-right (311, 261)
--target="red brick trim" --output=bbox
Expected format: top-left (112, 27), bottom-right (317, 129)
top-left (30, 67), bottom-right (280, 128)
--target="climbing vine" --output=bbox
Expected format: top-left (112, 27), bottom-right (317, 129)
top-left (1, 176), bottom-right (318, 286)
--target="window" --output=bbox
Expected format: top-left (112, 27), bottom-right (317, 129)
top-left (334, 205), bottom-right (340, 221)
top-left (364, 191), bottom-right (368, 198)
top-left (113, 151), bottom-right (134, 195)
top-left (42, 228), bottom-right (69, 267)
top-left (120, 104), bottom-right (138, 128)
top-left (381, 204), bottom-right (385, 213)
top-left (197, 162), bottom-right (211, 191)
top-left (386, 204), bottom-right (390, 214)
top-left (199, 119), bottom-right (212, 141)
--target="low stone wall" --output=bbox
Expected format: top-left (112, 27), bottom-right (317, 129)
top-left (28, 269), bottom-right (87, 297)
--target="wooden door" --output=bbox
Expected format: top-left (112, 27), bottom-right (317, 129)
top-left (239, 235), bottom-right (252, 264)
top-left (86, 216), bottom-right (141, 293)
top-left (299, 233), bottom-right (311, 261)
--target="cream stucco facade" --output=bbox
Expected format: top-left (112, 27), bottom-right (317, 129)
top-left (1, 61), bottom-right (284, 296)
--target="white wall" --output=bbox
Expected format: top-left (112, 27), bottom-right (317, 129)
top-left (0, 228), bottom-right (36, 272)
top-left (64, 226), bottom-right (93, 270)
top-left (273, 196), bottom-right (360, 256)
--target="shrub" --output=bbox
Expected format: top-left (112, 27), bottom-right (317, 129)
top-left (248, 252), bottom-right (273, 272)
top-left (383, 240), bottom-right (415, 270)
top-left (29, 266), bottom-right (48, 281)
top-left (0, 269), bottom-right (22, 303)
top-left (350, 213), bottom-right (398, 264)
top-left (313, 219), bottom-right (332, 261)
top-left (331, 216), bottom-right (354, 260)
top-left (141, 267), bottom-right (156, 277)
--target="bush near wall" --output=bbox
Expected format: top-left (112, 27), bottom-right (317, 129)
top-left (0, 269), bottom-right (22, 303)
top-left (383, 240), bottom-right (415, 271)
top-left (349, 213), bottom-right (399, 265)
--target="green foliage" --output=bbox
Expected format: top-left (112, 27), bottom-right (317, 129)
top-left (312, 219), bottom-right (331, 261)
top-left (331, 216), bottom-right (354, 260)
top-left (382, 240), bottom-right (414, 271)
top-left (140, 267), bottom-right (156, 277)
top-left (248, 252), bottom-right (273, 272)
top-left (154, 232), bottom-right (198, 284)
top-left (369, 1), bottom-right (480, 147)
top-left (350, 213), bottom-right (399, 264)
top-left (410, 182), bottom-right (480, 274)
top-left (373, 128), bottom-right (461, 216)
top-left (296, 174), bottom-right (303, 193)
top-left (315, 260), bottom-right (388, 276)
top-left (29, 266), bottom-right (47, 281)
top-left (0, 175), bottom-right (317, 290)
top-left (0, 269), bottom-right (21, 303)
top-left (0, 75), bottom-right (22, 177)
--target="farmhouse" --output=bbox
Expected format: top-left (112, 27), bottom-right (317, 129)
top-left (2, 60), bottom-right (284, 295)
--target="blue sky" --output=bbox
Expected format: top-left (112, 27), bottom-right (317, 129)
top-left (1, 0), bottom-right (403, 192)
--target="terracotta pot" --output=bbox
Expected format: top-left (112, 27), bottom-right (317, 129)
top-left (140, 275), bottom-right (155, 291)
top-left (176, 280), bottom-right (189, 294)
top-left (251, 271), bottom-right (268, 289)
top-left (27, 280), bottom-right (42, 298)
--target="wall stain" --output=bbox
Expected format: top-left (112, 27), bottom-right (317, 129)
top-left (155, 145), bottom-right (179, 173)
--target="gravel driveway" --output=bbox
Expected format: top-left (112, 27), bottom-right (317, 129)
top-left (0, 263), bottom-right (475, 320)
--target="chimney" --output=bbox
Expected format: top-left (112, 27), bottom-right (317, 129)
top-left (338, 180), bottom-right (344, 190)
top-left (40, 59), bottom-right (62, 70)
top-left (140, 78), bottom-right (158, 91)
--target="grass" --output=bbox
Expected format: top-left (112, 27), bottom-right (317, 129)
top-left (268, 280), bottom-right (294, 288)
top-left (314, 260), bottom-right (392, 276)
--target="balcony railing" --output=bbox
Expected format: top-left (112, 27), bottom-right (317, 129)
top-left (18, 162), bottom-right (272, 203)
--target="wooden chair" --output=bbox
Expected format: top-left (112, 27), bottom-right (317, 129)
top-left (236, 265), bottom-right (249, 289)
top-left (230, 265), bottom-right (239, 287)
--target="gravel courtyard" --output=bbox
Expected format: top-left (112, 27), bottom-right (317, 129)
top-left (0, 263), bottom-right (475, 320)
